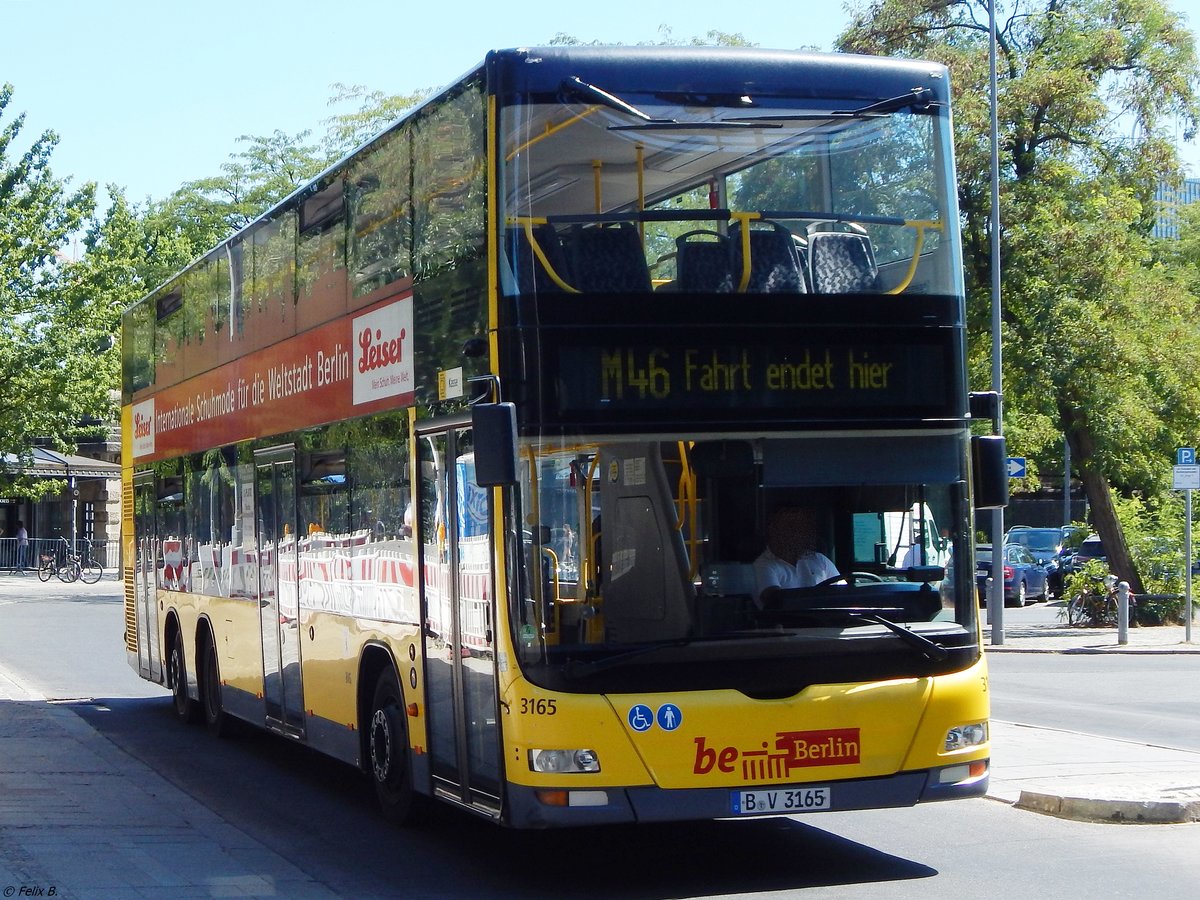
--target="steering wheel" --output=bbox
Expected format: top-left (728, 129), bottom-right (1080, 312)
top-left (814, 572), bottom-right (883, 588)
top-left (814, 574), bottom-right (847, 588)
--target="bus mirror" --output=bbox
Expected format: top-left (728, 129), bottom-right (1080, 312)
top-left (906, 565), bottom-right (945, 583)
top-left (472, 402), bottom-right (518, 487)
top-left (968, 391), bottom-right (1000, 429)
top-left (971, 435), bottom-right (1008, 510)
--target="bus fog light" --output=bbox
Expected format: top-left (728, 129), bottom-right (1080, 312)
top-left (944, 721), bottom-right (988, 751)
top-left (530, 748), bottom-right (601, 773)
top-left (938, 760), bottom-right (988, 784)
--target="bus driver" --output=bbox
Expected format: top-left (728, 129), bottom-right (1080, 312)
top-left (753, 507), bottom-right (841, 607)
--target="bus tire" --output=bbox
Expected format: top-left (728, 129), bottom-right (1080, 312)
top-left (201, 638), bottom-right (233, 737)
top-left (368, 666), bottom-right (417, 825)
top-left (169, 630), bottom-right (201, 724)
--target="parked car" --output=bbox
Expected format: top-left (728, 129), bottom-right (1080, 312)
top-left (974, 542), bottom-right (1049, 606)
top-left (1073, 534), bottom-right (1106, 566)
top-left (1057, 530), bottom-right (1102, 581)
top-left (1004, 526), bottom-right (1066, 596)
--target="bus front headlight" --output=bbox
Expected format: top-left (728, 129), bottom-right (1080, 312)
top-left (944, 721), bottom-right (988, 751)
top-left (529, 748), bottom-right (601, 773)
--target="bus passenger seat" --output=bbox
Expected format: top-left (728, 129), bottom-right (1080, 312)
top-left (809, 231), bottom-right (880, 293)
top-left (507, 223), bottom-right (572, 293)
top-left (731, 221), bottom-right (806, 293)
top-left (675, 230), bottom-right (734, 293)
top-left (562, 223), bottom-right (652, 293)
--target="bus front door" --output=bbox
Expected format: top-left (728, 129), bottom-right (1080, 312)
top-left (255, 448), bottom-right (305, 738)
top-left (417, 422), bottom-right (501, 817)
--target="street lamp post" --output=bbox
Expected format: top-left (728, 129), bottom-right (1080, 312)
top-left (988, 0), bottom-right (1006, 643)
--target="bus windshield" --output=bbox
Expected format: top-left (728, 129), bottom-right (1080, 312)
top-left (513, 433), bottom-right (977, 696)
top-left (501, 81), bottom-right (957, 297)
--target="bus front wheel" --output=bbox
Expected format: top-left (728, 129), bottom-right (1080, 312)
top-left (369, 667), bottom-right (417, 824)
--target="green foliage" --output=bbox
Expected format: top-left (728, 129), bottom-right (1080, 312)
top-left (1154, 202), bottom-right (1200, 296)
top-left (323, 83), bottom-right (433, 161)
top-left (162, 130), bottom-right (326, 240)
top-left (1109, 492), bottom-right (1196, 595)
top-left (839, 1), bottom-right (1200, 590)
top-left (1062, 557), bottom-right (1111, 601)
top-left (0, 83), bottom-right (112, 494)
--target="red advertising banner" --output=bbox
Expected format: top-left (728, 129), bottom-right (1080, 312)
top-left (132, 294), bottom-right (415, 463)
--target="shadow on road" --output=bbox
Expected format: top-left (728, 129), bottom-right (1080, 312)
top-left (66, 696), bottom-right (938, 897)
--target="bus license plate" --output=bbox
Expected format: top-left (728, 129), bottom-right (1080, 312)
top-left (732, 786), bottom-right (831, 815)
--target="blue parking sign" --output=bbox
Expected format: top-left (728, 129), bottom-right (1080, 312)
top-left (1178, 448), bottom-right (1196, 466)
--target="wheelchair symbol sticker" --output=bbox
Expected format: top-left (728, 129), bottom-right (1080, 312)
top-left (657, 704), bottom-right (682, 731)
top-left (628, 704), bottom-right (654, 732)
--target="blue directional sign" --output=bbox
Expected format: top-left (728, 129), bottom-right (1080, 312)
top-left (1006, 457), bottom-right (1027, 478)
top-left (1178, 447), bottom-right (1196, 466)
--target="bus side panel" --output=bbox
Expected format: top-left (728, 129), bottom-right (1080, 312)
top-left (300, 614), bottom-right (427, 769)
top-left (199, 595), bottom-right (268, 727)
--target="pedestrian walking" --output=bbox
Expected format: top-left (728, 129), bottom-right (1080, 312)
top-left (16, 521), bottom-right (28, 570)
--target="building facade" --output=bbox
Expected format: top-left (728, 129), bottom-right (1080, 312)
top-left (1155, 177), bottom-right (1200, 239)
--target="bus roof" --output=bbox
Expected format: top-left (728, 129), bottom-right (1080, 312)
top-left (485, 45), bottom-right (949, 105)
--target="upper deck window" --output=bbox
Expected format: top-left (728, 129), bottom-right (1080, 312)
top-left (500, 84), bottom-right (958, 298)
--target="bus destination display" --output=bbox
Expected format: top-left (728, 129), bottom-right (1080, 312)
top-left (553, 339), bottom-right (955, 418)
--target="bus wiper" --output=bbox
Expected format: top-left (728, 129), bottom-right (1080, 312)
top-left (835, 87), bottom-right (937, 117)
top-left (609, 120), bottom-right (771, 132)
top-left (563, 639), bottom-right (691, 678)
top-left (560, 76), bottom-right (673, 124)
top-left (726, 88), bottom-right (939, 125)
top-left (853, 612), bottom-right (949, 662)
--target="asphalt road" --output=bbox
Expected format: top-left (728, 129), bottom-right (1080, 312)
top-left (4, 577), bottom-right (1200, 897)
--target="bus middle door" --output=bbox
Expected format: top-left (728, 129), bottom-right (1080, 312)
top-left (417, 420), bottom-right (501, 817)
top-left (254, 447), bottom-right (305, 738)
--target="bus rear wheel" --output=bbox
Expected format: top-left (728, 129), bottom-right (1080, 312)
top-left (201, 639), bottom-right (232, 737)
top-left (169, 630), bottom-right (201, 724)
top-left (368, 667), bottom-right (417, 824)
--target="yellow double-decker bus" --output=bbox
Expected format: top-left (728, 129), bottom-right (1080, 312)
top-left (121, 46), bottom-right (1007, 828)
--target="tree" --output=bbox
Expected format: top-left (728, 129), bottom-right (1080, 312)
top-left (0, 83), bottom-right (102, 495)
top-left (840, 0), bottom-right (1200, 592)
top-left (160, 129), bottom-right (326, 241)
top-left (322, 83), bottom-right (432, 160)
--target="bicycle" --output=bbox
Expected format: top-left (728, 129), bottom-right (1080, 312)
top-left (35, 539), bottom-right (102, 584)
top-left (74, 542), bottom-right (105, 584)
top-left (1066, 589), bottom-right (1113, 626)
top-left (36, 550), bottom-right (57, 582)
top-left (1064, 572), bottom-right (1136, 627)
top-left (37, 545), bottom-right (78, 583)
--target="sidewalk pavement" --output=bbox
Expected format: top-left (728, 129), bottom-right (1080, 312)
top-left (1, 587), bottom-right (1198, 900)
top-left (984, 614), bottom-right (1200, 824)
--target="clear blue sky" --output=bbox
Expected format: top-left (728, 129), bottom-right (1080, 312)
top-left (3, 0), bottom-right (1199, 208)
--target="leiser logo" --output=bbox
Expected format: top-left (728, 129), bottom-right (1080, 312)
top-left (352, 297), bottom-right (414, 406)
top-left (694, 728), bottom-right (861, 781)
top-left (132, 399), bottom-right (155, 459)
